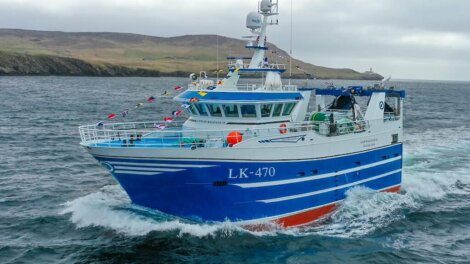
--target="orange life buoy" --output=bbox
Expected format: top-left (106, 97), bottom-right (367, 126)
top-left (227, 131), bottom-right (243, 146)
top-left (279, 123), bottom-right (288, 134)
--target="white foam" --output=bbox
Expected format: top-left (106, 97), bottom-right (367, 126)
top-left (60, 185), bottom-right (245, 237)
top-left (305, 186), bottom-right (417, 237)
top-left (402, 126), bottom-right (470, 200)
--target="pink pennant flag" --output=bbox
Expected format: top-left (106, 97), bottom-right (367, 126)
top-left (164, 117), bottom-right (174, 122)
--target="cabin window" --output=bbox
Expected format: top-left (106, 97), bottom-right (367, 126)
top-left (240, 105), bottom-right (257, 118)
top-left (282, 102), bottom-right (296, 116)
top-left (272, 104), bottom-right (283, 117)
top-left (206, 104), bottom-right (223, 117)
top-left (385, 96), bottom-right (400, 117)
top-left (261, 104), bottom-right (273, 117)
top-left (194, 103), bottom-right (208, 116)
top-left (223, 104), bottom-right (239, 118)
top-left (188, 103), bottom-right (198, 115)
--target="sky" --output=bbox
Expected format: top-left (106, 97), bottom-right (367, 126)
top-left (0, 0), bottom-right (469, 81)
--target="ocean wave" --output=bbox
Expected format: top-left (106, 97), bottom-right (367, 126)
top-left (60, 185), bottom-right (249, 237)
top-left (308, 187), bottom-right (417, 237)
top-left (402, 126), bottom-right (470, 200)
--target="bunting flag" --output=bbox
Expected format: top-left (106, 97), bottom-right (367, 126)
top-left (198, 91), bottom-right (208, 96)
top-left (102, 90), bottom-right (192, 125)
top-left (295, 65), bottom-right (312, 77)
top-left (164, 117), bottom-right (174, 122)
top-left (172, 110), bottom-right (183, 116)
top-left (121, 109), bottom-right (129, 117)
top-left (154, 123), bottom-right (166, 130)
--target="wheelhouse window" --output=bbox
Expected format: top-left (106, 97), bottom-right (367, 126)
top-left (240, 105), bottom-right (257, 118)
top-left (206, 104), bottom-right (223, 117)
top-left (188, 103), bottom-right (198, 115)
top-left (282, 102), bottom-right (296, 116)
top-left (272, 104), bottom-right (283, 117)
top-left (223, 104), bottom-right (239, 118)
top-left (261, 104), bottom-right (273, 117)
top-left (194, 103), bottom-right (208, 116)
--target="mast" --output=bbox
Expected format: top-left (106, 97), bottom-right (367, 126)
top-left (247, 0), bottom-right (279, 69)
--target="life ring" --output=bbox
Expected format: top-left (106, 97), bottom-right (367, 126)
top-left (356, 121), bottom-right (365, 131)
top-left (279, 123), bottom-right (288, 134)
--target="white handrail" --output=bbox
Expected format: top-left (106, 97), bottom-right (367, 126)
top-left (79, 119), bottom-right (372, 149)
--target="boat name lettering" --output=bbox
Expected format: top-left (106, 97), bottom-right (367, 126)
top-left (360, 138), bottom-right (378, 148)
top-left (228, 167), bottom-right (276, 179)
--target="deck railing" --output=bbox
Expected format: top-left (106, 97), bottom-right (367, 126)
top-left (79, 119), bottom-right (370, 149)
top-left (187, 83), bottom-right (297, 92)
top-left (227, 62), bottom-right (287, 70)
top-left (236, 84), bottom-right (297, 92)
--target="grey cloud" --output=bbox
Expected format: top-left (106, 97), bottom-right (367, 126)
top-left (0, 0), bottom-right (469, 80)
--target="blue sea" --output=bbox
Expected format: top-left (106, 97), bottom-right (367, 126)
top-left (0, 77), bottom-right (469, 263)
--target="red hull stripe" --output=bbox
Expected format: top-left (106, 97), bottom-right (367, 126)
top-left (383, 185), bottom-right (401, 193)
top-left (275, 203), bottom-right (337, 228)
top-left (273, 185), bottom-right (401, 228)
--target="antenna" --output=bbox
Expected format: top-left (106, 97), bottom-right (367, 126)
top-left (216, 33), bottom-right (220, 80)
top-left (289, 0), bottom-right (293, 84)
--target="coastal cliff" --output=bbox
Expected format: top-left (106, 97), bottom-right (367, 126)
top-left (0, 51), bottom-right (163, 77)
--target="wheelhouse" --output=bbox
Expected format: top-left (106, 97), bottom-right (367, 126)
top-left (174, 86), bottom-right (310, 128)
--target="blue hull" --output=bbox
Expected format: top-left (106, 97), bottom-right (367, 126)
top-left (94, 144), bottom-right (402, 225)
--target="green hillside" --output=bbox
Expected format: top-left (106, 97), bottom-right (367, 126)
top-left (0, 29), bottom-right (383, 79)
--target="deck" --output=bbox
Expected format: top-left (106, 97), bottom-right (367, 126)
top-left (79, 119), bottom-right (370, 149)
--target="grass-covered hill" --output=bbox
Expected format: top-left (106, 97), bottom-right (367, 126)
top-left (0, 29), bottom-right (383, 79)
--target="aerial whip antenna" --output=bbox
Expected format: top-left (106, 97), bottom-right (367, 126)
top-left (380, 76), bottom-right (391, 89)
top-left (289, 0), bottom-right (293, 84)
top-left (216, 32), bottom-right (220, 80)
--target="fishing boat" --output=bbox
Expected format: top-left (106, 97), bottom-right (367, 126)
top-left (79, 0), bottom-right (405, 228)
